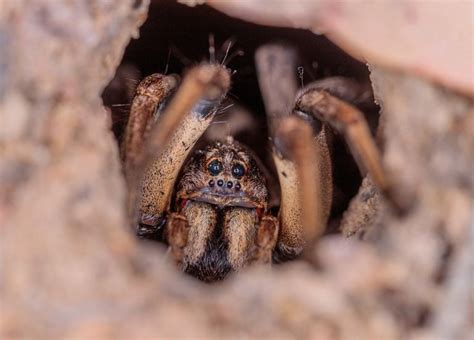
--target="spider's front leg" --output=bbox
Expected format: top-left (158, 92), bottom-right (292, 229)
top-left (272, 117), bottom-right (332, 258)
top-left (122, 73), bottom-right (179, 225)
top-left (256, 44), bottom-right (333, 259)
top-left (123, 64), bottom-right (231, 236)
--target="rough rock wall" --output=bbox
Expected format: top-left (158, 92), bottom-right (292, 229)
top-left (1, 1), bottom-right (472, 339)
top-left (370, 68), bottom-right (473, 339)
top-left (0, 0), bottom-right (148, 336)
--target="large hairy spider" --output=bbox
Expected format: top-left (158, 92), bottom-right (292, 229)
top-left (121, 43), bottom-right (400, 282)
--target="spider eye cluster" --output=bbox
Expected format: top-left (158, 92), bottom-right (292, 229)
top-left (208, 159), bottom-right (223, 176)
top-left (232, 164), bottom-right (245, 179)
top-left (207, 159), bottom-right (246, 179)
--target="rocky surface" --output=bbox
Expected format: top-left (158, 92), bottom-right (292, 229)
top-left (1, 1), bottom-right (472, 339)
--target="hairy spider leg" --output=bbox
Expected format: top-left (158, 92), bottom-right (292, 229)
top-left (122, 74), bottom-right (179, 224)
top-left (255, 44), bottom-right (332, 259)
top-left (139, 64), bottom-right (231, 230)
top-left (274, 116), bottom-right (327, 247)
top-left (295, 85), bottom-right (403, 213)
top-left (123, 64), bottom-right (231, 233)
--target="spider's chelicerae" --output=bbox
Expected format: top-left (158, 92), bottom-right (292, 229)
top-left (121, 43), bottom-right (400, 282)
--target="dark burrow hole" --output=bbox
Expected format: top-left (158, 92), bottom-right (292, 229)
top-left (103, 0), bottom-right (379, 239)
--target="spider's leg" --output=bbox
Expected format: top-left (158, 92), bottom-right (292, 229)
top-left (122, 74), bottom-right (179, 228)
top-left (140, 64), bottom-right (231, 229)
top-left (122, 74), bottom-right (179, 165)
top-left (294, 77), bottom-right (374, 109)
top-left (295, 87), bottom-right (404, 212)
top-left (272, 117), bottom-right (331, 259)
top-left (255, 43), bottom-right (298, 134)
top-left (255, 44), bottom-right (332, 259)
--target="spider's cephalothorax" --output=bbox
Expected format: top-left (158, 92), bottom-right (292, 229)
top-left (122, 44), bottom-right (398, 282)
top-left (177, 141), bottom-right (268, 210)
top-left (168, 141), bottom-right (273, 281)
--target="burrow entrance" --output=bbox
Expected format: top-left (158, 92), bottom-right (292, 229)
top-left (102, 0), bottom-right (379, 235)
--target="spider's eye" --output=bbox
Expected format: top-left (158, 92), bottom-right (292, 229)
top-left (208, 159), bottom-right (223, 176)
top-left (232, 163), bottom-right (246, 179)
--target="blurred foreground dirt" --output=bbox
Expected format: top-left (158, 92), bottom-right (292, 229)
top-left (1, 1), bottom-right (473, 339)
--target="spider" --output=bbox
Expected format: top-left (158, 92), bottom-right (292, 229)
top-left (120, 43), bottom-right (400, 282)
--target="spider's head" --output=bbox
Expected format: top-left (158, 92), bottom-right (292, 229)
top-left (176, 140), bottom-right (268, 210)
top-left (173, 140), bottom-right (271, 282)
